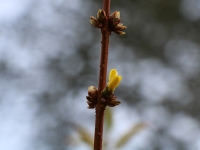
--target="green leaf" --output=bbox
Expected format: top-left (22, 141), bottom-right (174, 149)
top-left (104, 107), bottom-right (113, 132)
top-left (115, 123), bottom-right (146, 148)
top-left (77, 126), bottom-right (93, 147)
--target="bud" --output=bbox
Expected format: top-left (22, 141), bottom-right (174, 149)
top-left (111, 11), bottom-right (120, 19)
top-left (86, 96), bottom-right (94, 102)
top-left (86, 100), bottom-right (93, 105)
top-left (109, 18), bottom-right (120, 27)
top-left (102, 69), bottom-right (122, 99)
top-left (88, 86), bottom-right (98, 99)
top-left (107, 76), bottom-right (122, 91)
top-left (86, 86), bottom-right (98, 109)
top-left (107, 100), bottom-right (121, 107)
top-left (113, 30), bottom-right (126, 35)
top-left (102, 86), bottom-right (113, 99)
top-left (109, 10), bottom-right (126, 35)
top-left (109, 69), bottom-right (118, 82)
top-left (90, 16), bottom-right (102, 28)
top-left (96, 9), bottom-right (106, 23)
top-left (87, 101), bottom-right (96, 109)
top-left (100, 94), bottom-right (121, 107)
top-left (114, 23), bottom-right (127, 31)
top-left (109, 11), bottom-right (120, 26)
top-left (107, 69), bottom-right (122, 91)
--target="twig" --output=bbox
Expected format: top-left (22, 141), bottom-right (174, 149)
top-left (93, 0), bottom-right (111, 150)
top-left (88, 0), bottom-right (126, 149)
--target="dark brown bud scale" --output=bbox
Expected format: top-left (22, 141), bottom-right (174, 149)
top-left (86, 86), bottom-right (98, 109)
top-left (90, 16), bottom-right (102, 28)
top-left (96, 9), bottom-right (106, 23)
top-left (89, 9), bottom-right (126, 35)
top-left (100, 92), bottom-right (121, 107)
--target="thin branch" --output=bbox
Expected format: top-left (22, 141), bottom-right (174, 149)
top-left (93, 0), bottom-right (111, 150)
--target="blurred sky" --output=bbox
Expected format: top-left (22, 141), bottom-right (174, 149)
top-left (0, 0), bottom-right (81, 150)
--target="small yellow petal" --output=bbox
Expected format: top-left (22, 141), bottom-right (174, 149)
top-left (109, 69), bottom-right (118, 82)
top-left (118, 76), bottom-right (122, 82)
top-left (107, 75), bottom-right (122, 91)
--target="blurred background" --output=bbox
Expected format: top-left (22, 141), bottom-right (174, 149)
top-left (1, 0), bottom-right (200, 150)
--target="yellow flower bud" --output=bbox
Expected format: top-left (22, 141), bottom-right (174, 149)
top-left (109, 69), bottom-right (118, 81)
top-left (107, 69), bottom-right (122, 91)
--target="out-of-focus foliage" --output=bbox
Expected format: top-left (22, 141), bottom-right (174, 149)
top-left (1, 0), bottom-right (200, 150)
top-left (77, 126), bottom-right (93, 147)
top-left (72, 108), bottom-right (145, 149)
top-left (115, 123), bottom-right (147, 148)
top-left (104, 107), bottom-right (113, 131)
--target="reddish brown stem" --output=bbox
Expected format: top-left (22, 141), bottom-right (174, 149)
top-left (93, 0), bottom-right (111, 150)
